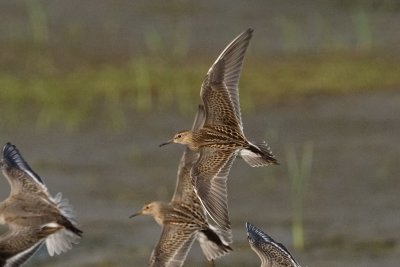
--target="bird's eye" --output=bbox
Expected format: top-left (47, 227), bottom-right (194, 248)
top-left (177, 134), bottom-right (182, 138)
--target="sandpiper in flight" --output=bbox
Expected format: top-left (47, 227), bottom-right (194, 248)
top-left (0, 142), bottom-right (82, 264)
top-left (131, 106), bottom-right (232, 267)
top-left (160, 28), bottom-right (278, 230)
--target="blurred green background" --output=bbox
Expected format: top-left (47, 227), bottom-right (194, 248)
top-left (1, 0), bottom-right (400, 130)
top-left (0, 0), bottom-right (399, 266)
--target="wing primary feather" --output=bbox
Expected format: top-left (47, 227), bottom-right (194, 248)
top-left (2, 142), bottom-right (45, 185)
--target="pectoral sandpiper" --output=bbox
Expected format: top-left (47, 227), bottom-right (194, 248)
top-left (246, 222), bottom-right (301, 267)
top-left (160, 28), bottom-right (278, 230)
top-left (131, 107), bottom-right (232, 267)
top-left (0, 142), bottom-right (82, 262)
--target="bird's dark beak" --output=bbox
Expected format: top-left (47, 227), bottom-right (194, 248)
top-left (129, 210), bottom-right (142, 219)
top-left (159, 139), bottom-right (173, 147)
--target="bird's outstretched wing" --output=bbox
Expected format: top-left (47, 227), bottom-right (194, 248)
top-left (1, 142), bottom-right (48, 196)
top-left (246, 222), bottom-right (301, 267)
top-left (149, 225), bottom-right (196, 267)
top-left (191, 147), bottom-right (236, 241)
top-left (201, 28), bottom-right (253, 131)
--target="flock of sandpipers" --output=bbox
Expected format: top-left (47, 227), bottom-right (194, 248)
top-left (0, 28), bottom-right (302, 267)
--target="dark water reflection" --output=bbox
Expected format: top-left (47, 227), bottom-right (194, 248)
top-left (0, 91), bottom-right (399, 266)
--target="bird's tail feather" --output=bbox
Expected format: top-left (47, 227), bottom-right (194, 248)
top-left (240, 141), bottom-right (278, 167)
top-left (198, 226), bottom-right (232, 261)
top-left (45, 193), bottom-right (82, 256)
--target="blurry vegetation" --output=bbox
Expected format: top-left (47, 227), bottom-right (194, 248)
top-left (286, 142), bottom-right (313, 251)
top-left (25, 0), bottom-right (49, 45)
top-left (1, 51), bottom-right (399, 131)
top-left (0, 1), bottom-right (400, 130)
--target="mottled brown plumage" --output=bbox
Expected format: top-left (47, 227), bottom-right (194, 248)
top-left (131, 107), bottom-right (231, 267)
top-left (246, 223), bottom-right (301, 267)
top-left (0, 225), bottom-right (61, 267)
top-left (0, 142), bottom-right (82, 262)
top-left (160, 28), bottom-right (278, 230)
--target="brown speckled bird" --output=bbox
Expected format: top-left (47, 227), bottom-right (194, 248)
top-left (0, 142), bottom-right (82, 263)
top-left (246, 222), bottom-right (301, 267)
top-left (131, 106), bottom-right (232, 267)
top-left (160, 28), bottom-right (278, 230)
top-left (0, 224), bottom-right (61, 267)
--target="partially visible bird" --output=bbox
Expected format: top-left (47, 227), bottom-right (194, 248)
top-left (0, 142), bottom-right (82, 263)
top-left (131, 106), bottom-right (232, 267)
top-left (246, 222), bottom-right (301, 267)
top-left (0, 224), bottom-right (61, 267)
top-left (160, 28), bottom-right (278, 230)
